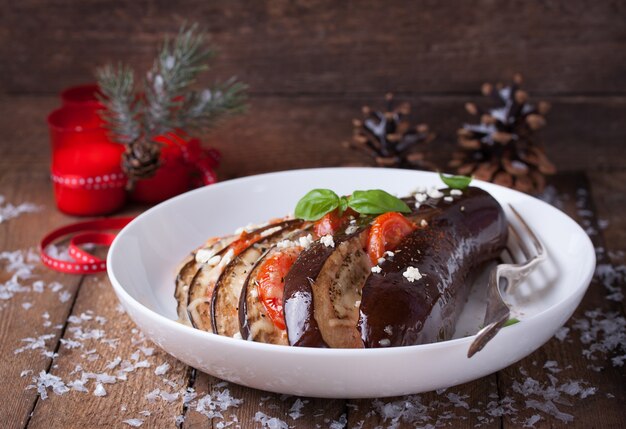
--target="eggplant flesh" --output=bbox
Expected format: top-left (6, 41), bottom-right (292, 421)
top-left (174, 236), bottom-right (235, 326)
top-left (212, 220), bottom-right (305, 337)
top-left (358, 187), bottom-right (508, 347)
top-left (311, 232), bottom-right (370, 348)
top-left (186, 222), bottom-right (290, 332)
top-left (239, 228), bottom-right (313, 345)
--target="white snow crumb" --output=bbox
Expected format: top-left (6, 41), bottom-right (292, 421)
top-left (68, 379), bottom-right (89, 393)
top-left (554, 326), bottom-right (570, 342)
top-left (427, 187), bottom-right (444, 199)
top-left (59, 291), bottom-right (72, 303)
top-left (289, 398), bottom-right (307, 420)
top-left (20, 369), bottom-right (33, 377)
top-left (450, 189), bottom-right (463, 196)
top-left (146, 388), bottom-right (161, 403)
top-left (298, 234), bottom-right (314, 249)
top-left (48, 281), bottom-right (64, 293)
top-left (254, 411), bottom-right (289, 429)
top-left (106, 357), bottom-right (122, 370)
top-left (155, 362), bottom-right (170, 376)
top-left (0, 197), bottom-right (40, 224)
top-left (95, 316), bottom-right (107, 324)
top-left (14, 334), bottom-right (55, 355)
top-left (571, 308), bottom-right (626, 366)
top-left (320, 234), bottom-right (335, 248)
top-left (139, 410), bottom-right (151, 417)
top-left (403, 266), bottom-right (423, 282)
top-left (371, 265), bottom-right (382, 273)
top-left (60, 339), bottom-right (82, 349)
top-left (122, 418), bottom-right (144, 427)
top-left (160, 390), bottom-right (180, 402)
top-left (195, 388), bottom-right (243, 419)
top-left (21, 302), bottom-right (33, 310)
top-left (93, 383), bottom-right (107, 397)
top-left (27, 371), bottom-right (69, 399)
top-left (139, 346), bottom-right (154, 356)
top-left (96, 373), bottom-right (117, 384)
top-left (329, 413), bottom-right (347, 429)
top-left (446, 392), bottom-right (469, 409)
top-left (33, 281), bottom-right (45, 293)
top-left (523, 414), bottom-right (542, 427)
top-left (174, 415), bottom-right (185, 425)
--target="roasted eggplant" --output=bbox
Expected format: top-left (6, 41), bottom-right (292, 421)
top-left (358, 187), bottom-right (508, 347)
top-left (212, 220), bottom-right (306, 337)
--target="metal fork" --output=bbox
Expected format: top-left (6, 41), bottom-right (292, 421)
top-left (467, 204), bottom-right (547, 358)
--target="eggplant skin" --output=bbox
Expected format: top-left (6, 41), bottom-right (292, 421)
top-left (358, 187), bottom-right (508, 348)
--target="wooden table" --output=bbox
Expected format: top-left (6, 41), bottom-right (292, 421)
top-left (1, 92), bottom-right (625, 428)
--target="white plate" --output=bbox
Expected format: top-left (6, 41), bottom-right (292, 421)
top-left (107, 168), bottom-right (595, 398)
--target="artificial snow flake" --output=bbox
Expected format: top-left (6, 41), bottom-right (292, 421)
top-left (122, 418), bottom-right (144, 427)
top-left (93, 383), bottom-right (107, 397)
top-left (155, 362), bottom-right (170, 376)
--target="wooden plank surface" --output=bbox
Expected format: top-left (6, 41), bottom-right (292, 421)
top-left (1, 1), bottom-right (625, 96)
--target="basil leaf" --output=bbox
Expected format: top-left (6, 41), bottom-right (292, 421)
top-left (348, 190), bottom-right (411, 215)
top-left (294, 189), bottom-right (340, 221)
top-left (439, 173), bottom-right (472, 190)
top-left (339, 196), bottom-right (349, 214)
top-left (503, 318), bottom-right (520, 327)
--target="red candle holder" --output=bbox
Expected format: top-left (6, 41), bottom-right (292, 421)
top-left (60, 83), bottom-right (104, 108)
top-left (47, 104), bottom-right (126, 216)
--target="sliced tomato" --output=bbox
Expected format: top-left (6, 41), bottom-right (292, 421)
top-left (255, 249), bottom-right (300, 330)
top-left (314, 208), bottom-right (357, 237)
top-left (229, 231), bottom-right (262, 256)
top-left (367, 212), bottom-right (417, 265)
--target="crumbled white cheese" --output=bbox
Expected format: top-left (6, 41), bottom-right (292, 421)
top-left (260, 226), bottom-right (282, 237)
top-left (206, 255), bottom-right (221, 266)
top-left (415, 193), bottom-right (428, 203)
top-left (412, 185), bottom-right (426, 194)
top-left (320, 235), bottom-right (335, 248)
top-left (403, 266), bottom-right (423, 282)
top-left (414, 202), bottom-right (421, 209)
top-left (354, 300), bottom-right (361, 308)
top-left (427, 188), bottom-right (444, 199)
top-left (450, 189), bottom-right (463, 196)
top-left (298, 234), bottom-right (314, 249)
top-left (345, 225), bottom-right (359, 235)
top-left (195, 248), bottom-right (216, 264)
top-left (444, 196), bottom-right (454, 203)
top-left (420, 219), bottom-right (428, 228)
top-left (385, 251), bottom-right (395, 257)
top-left (384, 325), bottom-right (393, 335)
top-left (275, 239), bottom-right (294, 249)
top-left (378, 339), bottom-right (391, 347)
top-left (377, 257), bottom-right (385, 265)
top-left (232, 332), bottom-right (243, 340)
top-left (371, 265), bottom-right (382, 273)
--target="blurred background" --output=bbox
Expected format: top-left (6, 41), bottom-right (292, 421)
top-left (1, 1), bottom-right (624, 178)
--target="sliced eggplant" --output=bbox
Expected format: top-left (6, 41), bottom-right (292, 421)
top-left (186, 222), bottom-right (293, 332)
top-left (212, 220), bottom-right (306, 337)
top-left (174, 235), bottom-right (236, 326)
top-left (311, 230), bottom-right (371, 348)
top-left (239, 227), bottom-right (313, 345)
top-left (358, 187), bottom-right (508, 347)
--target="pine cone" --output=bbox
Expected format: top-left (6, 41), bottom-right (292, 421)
top-left (121, 139), bottom-right (162, 182)
top-left (449, 74), bottom-right (556, 194)
top-left (346, 93), bottom-right (435, 170)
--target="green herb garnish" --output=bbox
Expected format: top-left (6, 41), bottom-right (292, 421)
top-left (503, 318), bottom-right (520, 327)
top-left (439, 173), bottom-right (473, 190)
top-left (294, 189), bottom-right (411, 221)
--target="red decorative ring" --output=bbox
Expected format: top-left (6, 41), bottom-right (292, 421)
top-left (40, 217), bottom-right (134, 274)
top-left (51, 172), bottom-right (127, 190)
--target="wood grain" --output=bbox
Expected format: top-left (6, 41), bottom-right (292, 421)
top-left (1, 1), bottom-right (625, 96)
top-left (0, 167), bottom-right (83, 428)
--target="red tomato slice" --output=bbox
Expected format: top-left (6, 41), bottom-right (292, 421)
top-left (367, 212), bottom-right (417, 265)
top-left (256, 249), bottom-right (300, 330)
top-left (314, 208), bottom-right (357, 237)
top-left (229, 231), bottom-right (262, 256)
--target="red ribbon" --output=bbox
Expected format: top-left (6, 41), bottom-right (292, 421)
top-left (40, 217), bottom-right (134, 274)
top-left (160, 132), bottom-right (221, 187)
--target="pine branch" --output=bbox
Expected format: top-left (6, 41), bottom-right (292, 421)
top-left (176, 78), bottom-right (248, 133)
top-left (96, 63), bottom-right (141, 145)
top-left (144, 23), bottom-right (215, 138)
